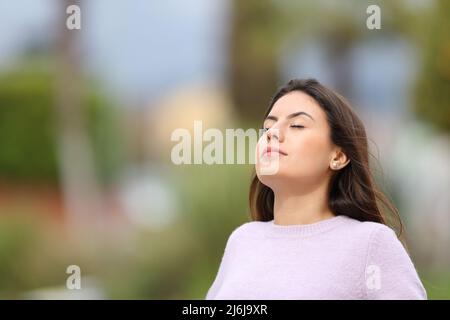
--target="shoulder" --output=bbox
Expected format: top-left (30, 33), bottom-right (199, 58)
top-left (338, 216), bottom-right (398, 244)
top-left (333, 216), bottom-right (404, 258)
top-left (353, 222), bottom-right (427, 299)
top-left (354, 220), bottom-right (418, 281)
top-left (342, 218), bottom-right (426, 299)
top-left (359, 221), bottom-right (401, 250)
top-left (227, 220), bottom-right (268, 242)
top-left (333, 217), bottom-right (415, 267)
top-left (219, 220), bottom-right (266, 256)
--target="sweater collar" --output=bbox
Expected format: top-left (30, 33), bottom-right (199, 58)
top-left (266, 214), bottom-right (351, 238)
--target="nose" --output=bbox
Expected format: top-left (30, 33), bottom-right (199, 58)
top-left (267, 127), bottom-right (283, 143)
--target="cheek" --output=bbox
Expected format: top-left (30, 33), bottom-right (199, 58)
top-left (286, 133), bottom-right (331, 174)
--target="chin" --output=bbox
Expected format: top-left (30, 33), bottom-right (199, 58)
top-left (256, 169), bottom-right (287, 185)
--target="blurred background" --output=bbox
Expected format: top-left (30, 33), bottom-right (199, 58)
top-left (0, 0), bottom-right (448, 299)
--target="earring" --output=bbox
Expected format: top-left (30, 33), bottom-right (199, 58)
top-left (331, 162), bottom-right (339, 170)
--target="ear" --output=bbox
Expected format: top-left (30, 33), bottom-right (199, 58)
top-left (330, 148), bottom-right (350, 171)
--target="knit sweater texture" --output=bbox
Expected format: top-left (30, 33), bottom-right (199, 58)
top-left (205, 215), bottom-right (427, 300)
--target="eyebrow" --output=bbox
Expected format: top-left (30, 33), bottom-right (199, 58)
top-left (265, 111), bottom-right (315, 122)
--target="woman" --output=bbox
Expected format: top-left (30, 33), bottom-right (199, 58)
top-left (205, 78), bottom-right (427, 300)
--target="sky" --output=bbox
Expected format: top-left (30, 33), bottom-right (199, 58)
top-left (0, 0), bottom-right (420, 114)
top-left (0, 0), bottom-right (229, 103)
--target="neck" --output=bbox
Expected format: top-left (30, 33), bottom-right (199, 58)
top-left (272, 181), bottom-right (335, 226)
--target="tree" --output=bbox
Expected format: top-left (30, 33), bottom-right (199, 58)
top-left (414, 0), bottom-right (450, 133)
top-left (54, 0), bottom-right (103, 227)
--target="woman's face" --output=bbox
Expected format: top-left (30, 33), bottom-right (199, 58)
top-left (256, 91), bottom-right (336, 189)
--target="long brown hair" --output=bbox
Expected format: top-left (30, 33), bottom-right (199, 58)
top-left (249, 78), bottom-right (403, 237)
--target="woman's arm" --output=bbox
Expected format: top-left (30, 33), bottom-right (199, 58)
top-left (364, 225), bottom-right (427, 299)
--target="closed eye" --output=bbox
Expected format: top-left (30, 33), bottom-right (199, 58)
top-left (263, 125), bottom-right (304, 131)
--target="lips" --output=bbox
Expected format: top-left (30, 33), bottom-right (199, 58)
top-left (262, 146), bottom-right (288, 156)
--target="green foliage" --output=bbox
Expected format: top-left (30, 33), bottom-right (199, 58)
top-left (100, 222), bottom-right (201, 299)
top-left (0, 216), bottom-right (38, 297)
top-left (0, 67), bottom-right (122, 184)
top-left (0, 70), bottom-right (59, 182)
top-left (170, 158), bottom-right (255, 297)
top-left (423, 272), bottom-right (450, 300)
top-left (414, 0), bottom-right (450, 133)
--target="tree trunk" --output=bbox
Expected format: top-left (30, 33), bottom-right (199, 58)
top-left (53, 0), bottom-right (104, 230)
